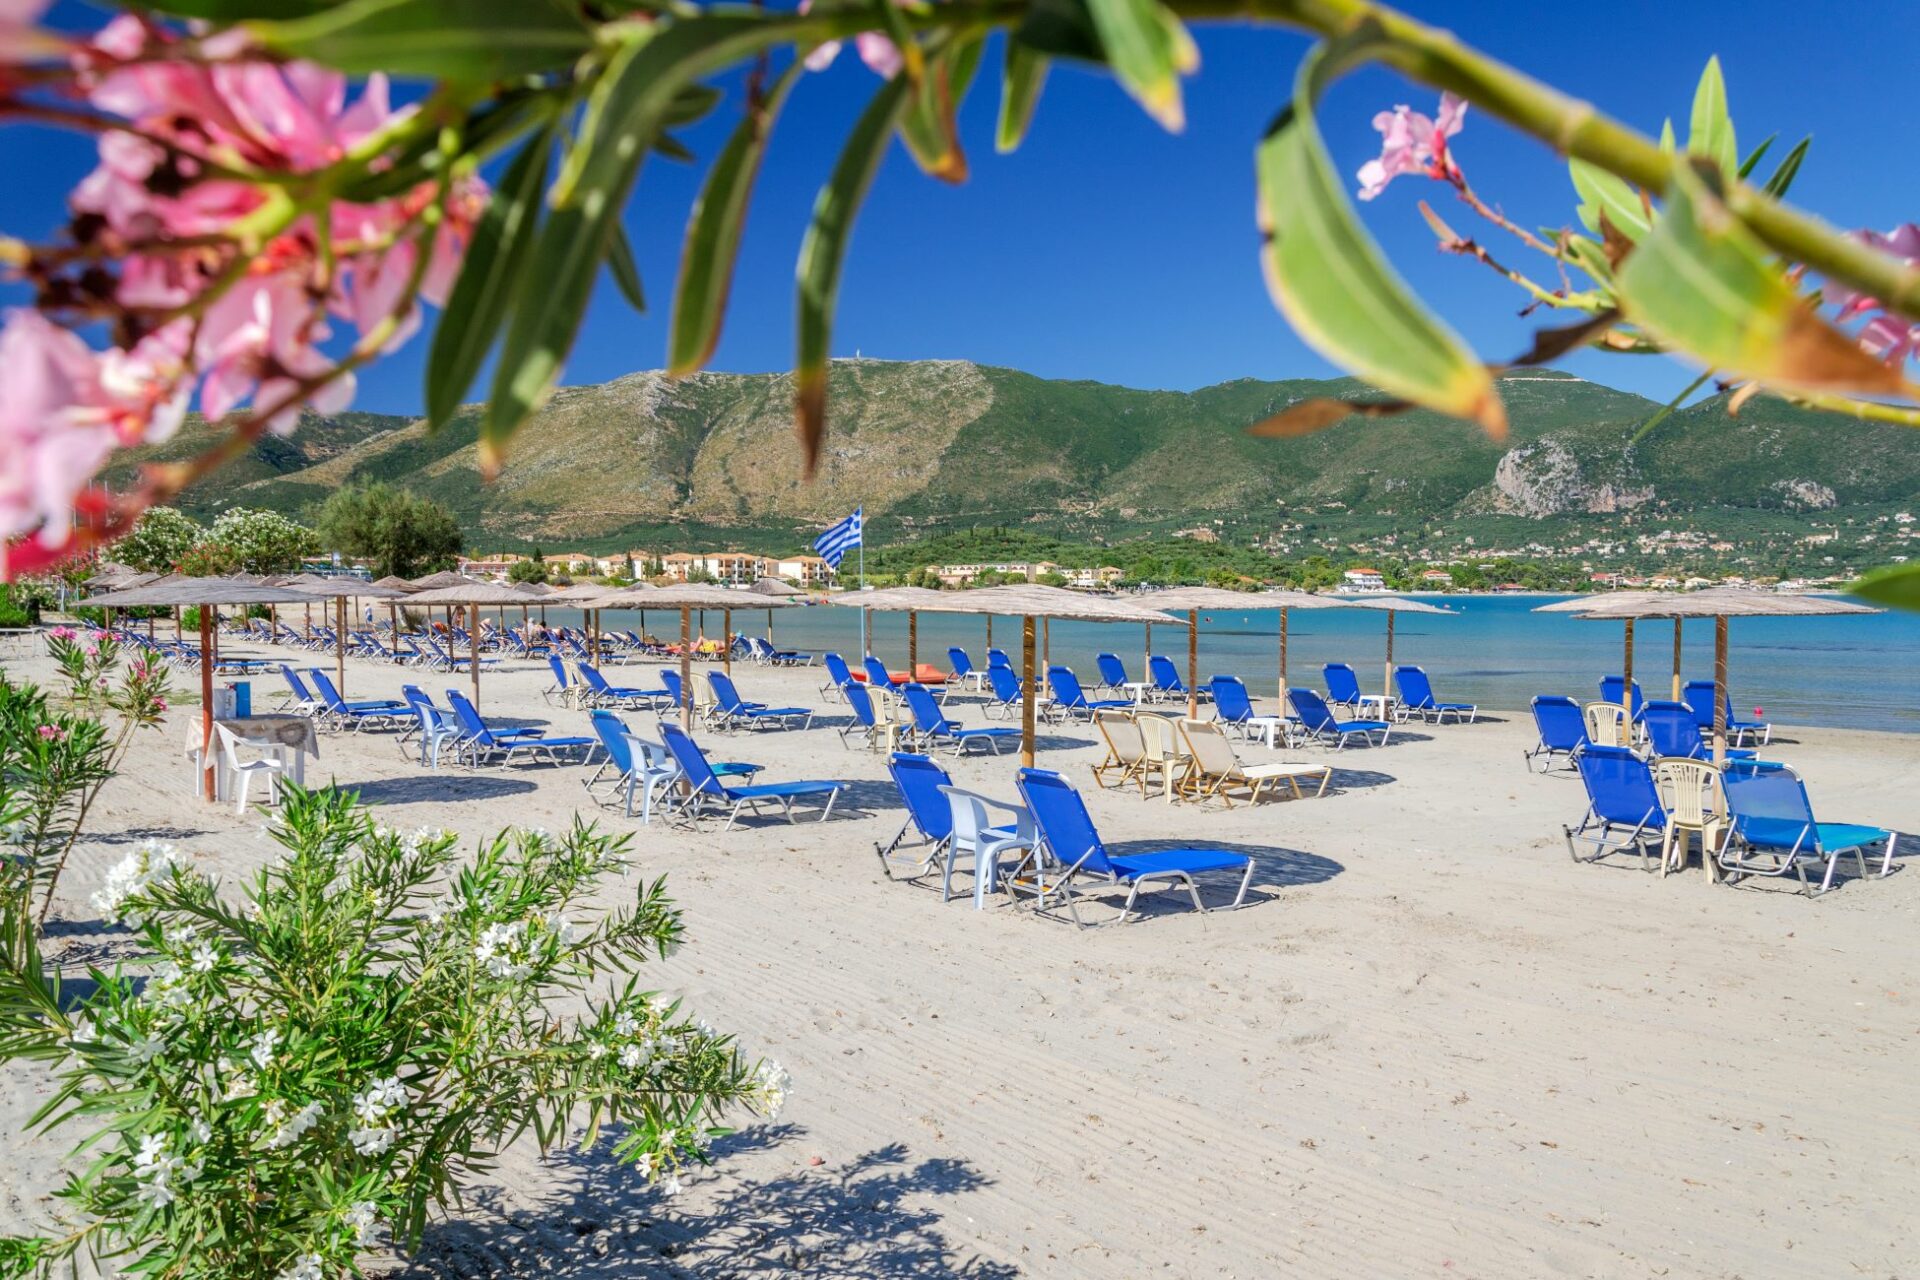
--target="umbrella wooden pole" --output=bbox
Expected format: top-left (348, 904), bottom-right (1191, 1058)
top-left (723, 609), bottom-right (732, 675)
top-left (1384, 609), bottom-right (1395, 701)
top-left (908, 610), bottom-right (918, 673)
top-left (1671, 620), bottom-right (1683, 700)
top-left (336, 597), bottom-right (347, 694)
top-left (1187, 609), bottom-right (1199, 719)
top-left (470, 616), bottom-right (481, 709)
top-left (1042, 617), bottom-right (1050, 669)
top-left (1278, 607), bottom-right (1290, 708)
top-left (592, 609), bottom-right (601, 668)
top-left (176, 605), bottom-right (183, 642)
top-left (680, 607), bottom-right (693, 731)
top-left (767, 607), bottom-right (774, 643)
top-left (1709, 616), bottom-right (1729, 883)
top-left (1144, 622), bottom-right (1151, 685)
top-left (209, 606), bottom-right (219, 666)
top-left (1020, 614), bottom-right (1036, 768)
top-left (986, 615), bottom-right (992, 650)
top-left (389, 604), bottom-right (399, 659)
top-left (269, 605), bottom-right (276, 646)
top-left (200, 605), bottom-right (216, 802)
top-left (1622, 619), bottom-right (1636, 711)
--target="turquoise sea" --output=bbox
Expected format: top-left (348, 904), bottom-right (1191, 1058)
top-left (533, 593), bottom-right (1920, 733)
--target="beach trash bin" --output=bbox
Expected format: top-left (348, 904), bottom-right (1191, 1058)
top-left (233, 681), bottom-right (251, 717)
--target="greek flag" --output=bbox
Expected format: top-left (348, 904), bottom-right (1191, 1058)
top-left (812, 507), bottom-right (862, 570)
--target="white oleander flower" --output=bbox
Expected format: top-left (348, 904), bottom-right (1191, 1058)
top-left (348, 1126), bottom-right (394, 1157)
top-left (752, 1059), bottom-right (793, 1120)
top-left (249, 1027), bottom-right (282, 1070)
top-left (91, 840), bottom-right (186, 921)
top-left (130, 1034), bottom-right (165, 1064)
top-left (474, 922), bottom-right (531, 980)
top-left (189, 942), bottom-right (219, 973)
top-left (618, 1043), bottom-right (646, 1070)
top-left (277, 1252), bottom-right (323, 1280)
top-left (587, 1042), bottom-right (608, 1060)
top-left (612, 1011), bottom-right (639, 1038)
top-left (344, 1200), bottom-right (380, 1244)
top-left (660, 1171), bottom-right (682, 1198)
top-left (263, 1099), bottom-right (323, 1150)
top-left (189, 1117), bottom-right (212, 1144)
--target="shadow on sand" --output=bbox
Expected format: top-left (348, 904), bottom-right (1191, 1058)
top-left (399, 1127), bottom-right (1020, 1279)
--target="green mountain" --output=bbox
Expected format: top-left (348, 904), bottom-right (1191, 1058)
top-left (100, 360), bottom-right (1920, 552)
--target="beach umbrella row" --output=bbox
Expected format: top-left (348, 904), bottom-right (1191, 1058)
top-left (597, 584), bottom-right (798, 729)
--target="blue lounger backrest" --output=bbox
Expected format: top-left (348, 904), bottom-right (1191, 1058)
top-left (823, 653), bottom-right (853, 686)
top-left (1395, 665), bottom-right (1436, 708)
top-left (444, 689), bottom-right (488, 740)
top-left (1574, 745), bottom-right (1665, 829)
top-left (1287, 687), bottom-right (1338, 733)
top-left (1530, 695), bottom-right (1586, 751)
top-left (1721, 762), bottom-right (1816, 850)
top-left (659, 723), bottom-right (725, 798)
top-left (306, 668), bottom-right (349, 711)
top-left (659, 669), bottom-right (685, 707)
top-left (987, 665), bottom-right (1022, 703)
top-left (888, 752), bottom-right (955, 843)
top-left (987, 648), bottom-right (1011, 669)
top-left (901, 683), bottom-right (948, 734)
top-left (1047, 665), bottom-right (1086, 707)
top-left (948, 647), bottom-right (973, 678)
top-left (864, 655), bottom-right (894, 687)
top-left (280, 665), bottom-right (312, 702)
top-left (1323, 663), bottom-right (1361, 705)
top-left (844, 680), bottom-right (878, 727)
top-left (1599, 676), bottom-right (1646, 719)
top-left (1148, 655), bottom-right (1182, 693)
top-left (579, 663), bottom-right (615, 695)
top-left (1016, 767), bottom-right (1114, 877)
top-left (708, 670), bottom-right (747, 713)
top-left (547, 655), bottom-right (568, 686)
top-left (1642, 701), bottom-right (1705, 758)
top-left (1210, 676), bottom-right (1252, 723)
top-left (589, 710), bottom-right (634, 773)
top-left (1097, 653), bottom-right (1128, 688)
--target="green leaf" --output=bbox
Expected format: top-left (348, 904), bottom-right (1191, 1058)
top-left (1615, 157), bottom-right (1911, 398)
top-left (1255, 32), bottom-right (1504, 436)
top-left (1686, 55), bottom-right (1738, 178)
top-left (794, 75), bottom-right (914, 472)
top-left (1569, 158), bottom-right (1652, 242)
top-left (250, 0), bottom-right (593, 82)
top-left (1562, 234), bottom-right (1617, 290)
top-left (898, 33), bottom-right (986, 182)
top-left (1011, 0), bottom-right (1104, 63)
top-left (996, 41), bottom-right (1050, 153)
top-left (1848, 562), bottom-right (1920, 613)
top-left (1658, 119), bottom-right (1675, 156)
top-left (131, 0), bottom-right (331, 18)
top-left (425, 124), bottom-right (556, 431)
top-left (1737, 133), bottom-right (1775, 179)
top-left (1762, 136), bottom-right (1810, 198)
top-left (1082, 0), bottom-right (1197, 130)
top-left (669, 63), bottom-right (801, 375)
top-left (607, 225), bottom-right (647, 314)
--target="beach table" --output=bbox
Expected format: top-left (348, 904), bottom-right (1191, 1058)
top-left (186, 714), bottom-right (319, 801)
top-left (1245, 714), bottom-right (1288, 749)
top-left (1123, 680), bottom-right (1153, 704)
top-left (1358, 693), bottom-right (1398, 722)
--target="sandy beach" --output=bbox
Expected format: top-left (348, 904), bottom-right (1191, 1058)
top-left (4, 641), bottom-right (1916, 1279)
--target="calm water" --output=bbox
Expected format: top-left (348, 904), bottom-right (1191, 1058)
top-left (533, 593), bottom-right (1920, 733)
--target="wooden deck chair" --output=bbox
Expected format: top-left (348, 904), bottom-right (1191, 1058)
top-left (1091, 710), bottom-right (1146, 790)
top-left (1177, 717), bottom-right (1331, 807)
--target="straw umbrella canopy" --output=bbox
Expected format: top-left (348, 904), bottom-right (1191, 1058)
top-left (827, 587), bottom-right (950, 676)
top-left (78, 577), bottom-right (315, 802)
top-left (881, 584), bottom-right (1180, 766)
top-left (1562, 588), bottom-right (1878, 768)
top-left (1137, 586), bottom-right (1274, 717)
top-left (1253, 589), bottom-right (1350, 709)
top-left (1334, 596), bottom-right (1456, 703)
top-left (597, 584), bottom-right (797, 728)
top-left (750, 576), bottom-right (807, 640)
top-left (288, 578), bottom-right (408, 691)
top-left (399, 582), bottom-right (536, 709)
top-left (1534, 590), bottom-right (1672, 701)
top-left (542, 580), bottom-right (621, 662)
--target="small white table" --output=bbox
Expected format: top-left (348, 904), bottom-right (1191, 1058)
top-left (1357, 695), bottom-right (1398, 721)
top-left (1123, 681), bottom-right (1153, 704)
top-left (1246, 715), bottom-right (1288, 749)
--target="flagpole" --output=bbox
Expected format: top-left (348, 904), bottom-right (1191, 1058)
top-left (859, 525), bottom-right (868, 657)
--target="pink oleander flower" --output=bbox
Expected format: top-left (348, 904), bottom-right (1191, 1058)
top-left (1357, 92), bottom-right (1467, 201)
top-left (1825, 224), bottom-right (1920, 364)
top-left (152, 698), bottom-right (167, 712)
top-left (48, 626), bottom-right (75, 640)
top-left (797, 0), bottom-right (904, 78)
top-left (0, 0), bottom-right (62, 64)
top-left (37, 723), bottom-right (65, 741)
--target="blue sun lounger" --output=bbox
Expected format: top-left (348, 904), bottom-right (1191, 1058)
top-left (1393, 665), bottom-right (1477, 723)
top-left (659, 723), bottom-right (842, 830)
top-left (1015, 767), bottom-right (1253, 926)
top-left (1095, 653), bottom-right (1130, 697)
top-left (1045, 665), bottom-right (1131, 723)
top-left (1287, 688), bottom-right (1390, 748)
top-left (1147, 654), bottom-right (1207, 704)
top-left (1599, 676), bottom-right (1647, 722)
top-left (820, 652), bottom-right (856, 702)
top-left (901, 682), bottom-right (1021, 756)
top-left (1322, 662), bottom-right (1364, 711)
top-left (984, 664), bottom-right (1029, 720)
top-left (1563, 744), bottom-right (1665, 870)
top-left (307, 668), bottom-right (409, 732)
top-left (576, 661), bottom-right (671, 710)
top-left (1208, 676), bottom-right (1261, 739)
top-left (1719, 762), bottom-right (1898, 895)
top-left (877, 751), bottom-right (959, 881)
top-left (1642, 701), bottom-right (1756, 762)
top-left (445, 689), bottom-right (594, 767)
top-left (1524, 695), bottom-right (1588, 772)
top-left (707, 670), bottom-right (813, 730)
top-left (1682, 680), bottom-right (1771, 746)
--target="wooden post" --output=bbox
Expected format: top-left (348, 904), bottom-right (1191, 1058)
top-left (1671, 619), bottom-right (1683, 700)
top-left (722, 608), bottom-right (732, 675)
top-left (680, 607), bottom-right (693, 731)
top-left (336, 596), bottom-right (347, 694)
top-left (1709, 615), bottom-right (1729, 883)
top-left (1278, 607), bottom-right (1290, 707)
top-left (1144, 622), bottom-right (1151, 686)
top-left (200, 604), bottom-right (216, 802)
top-left (985, 614), bottom-right (992, 650)
top-left (908, 610), bottom-right (918, 674)
top-left (1383, 609), bottom-right (1396, 701)
top-left (1020, 614), bottom-right (1037, 768)
top-left (470, 610), bottom-right (482, 709)
top-left (1042, 616), bottom-right (1050, 668)
top-left (1622, 619), bottom-right (1636, 712)
top-left (1186, 608), bottom-right (1199, 719)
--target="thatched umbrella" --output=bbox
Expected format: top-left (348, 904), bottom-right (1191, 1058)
top-left (78, 577), bottom-right (316, 801)
top-left (402, 581), bottom-right (540, 709)
top-left (544, 581), bottom-right (621, 664)
top-left (749, 576), bottom-right (807, 643)
top-left (1535, 591), bottom-right (1671, 701)
top-left (1138, 586), bottom-right (1275, 718)
top-left (407, 571), bottom-right (485, 646)
top-left (827, 587), bottom-right (948, 676)
top-left (597, 584), bottom-right (797, 728)
top-left (1564, 588), bottom-right (1878, 770)
top-left (1335, 596), bottom-right (1457, 703)
top-left (368, 575), bottom-right (420, 657)
top-left (1254, 589), bottom-right (1350, 708)
top-left (855, 584), bottom-right (1179, 766)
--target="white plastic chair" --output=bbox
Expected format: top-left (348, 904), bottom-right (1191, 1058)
top-left (215, 724), bottom-right (284, 814)
top-left (936, 785), bottom-right (1036, 909)
top-left (625, 736), bottom-right (683, 824)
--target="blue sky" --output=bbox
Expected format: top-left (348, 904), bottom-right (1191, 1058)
top-left (8, 1), bottom-right (1913, 416)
